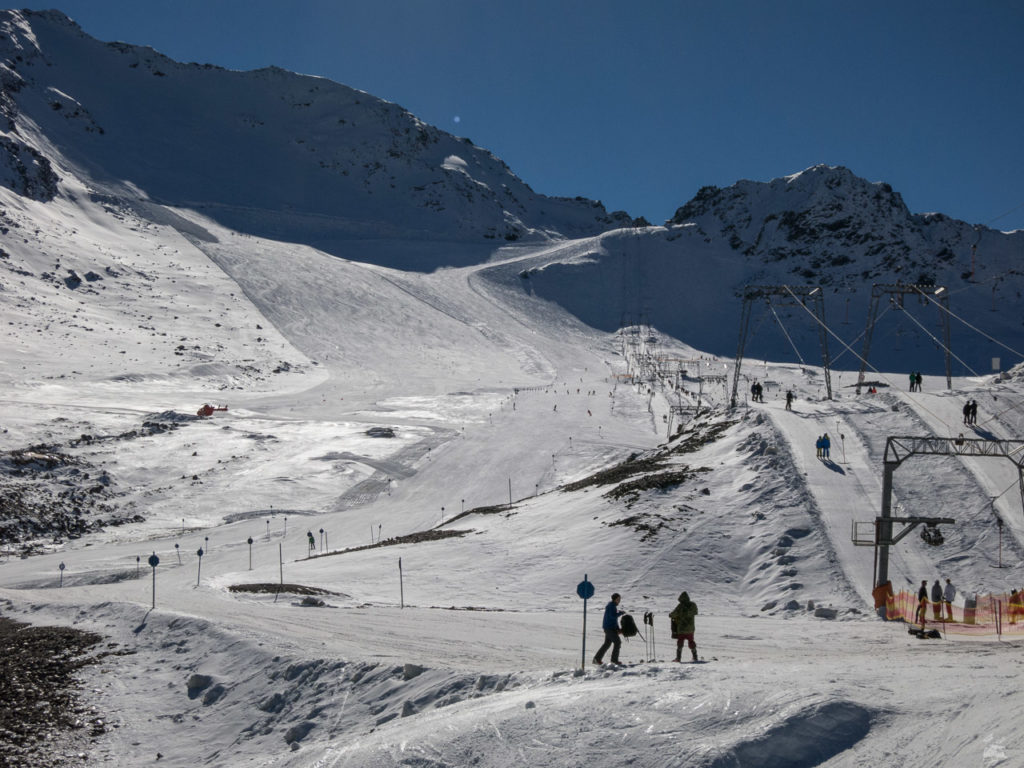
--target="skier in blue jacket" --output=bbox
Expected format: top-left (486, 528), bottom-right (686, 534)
top-left (593, 593), bottom-right (624, 665)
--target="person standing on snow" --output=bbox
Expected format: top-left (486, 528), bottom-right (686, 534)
top-left (931, 579), bottom-right (943, 620)
top-left (872, 580), bottom-right (894, 620)
top-left (915, 580), bottom-right (928, 624)
top-left (593, 593), bottom-right (624, 665)
top-left (943, 579), bottom-right (956, 621)
top-left (969, 400), bottom-right (978, 425)
top-left (670, 591), bottom-right (699, 662)
top-left (821, 434), bottom-right (831, 460)
top-left (963, 401), bottom-right (971, 424)
top-left (816, 435), bottom-right (823, 459)
top-left (785, 390), bottom-right (794, 411)
top-left (307, 530), bottom-right (316, 554)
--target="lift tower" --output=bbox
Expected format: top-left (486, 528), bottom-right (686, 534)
top-left (858, 435), bottom-right (1024, 589)
top-left (731, 285), bottom-right (832, 407)
top-left (857, 284), bottom-right (952, 389)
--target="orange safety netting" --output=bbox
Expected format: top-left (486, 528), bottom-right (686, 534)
top-left (884, 590), bottom-right (1024, 636)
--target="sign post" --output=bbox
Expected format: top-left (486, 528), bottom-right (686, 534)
top-left (247, 537), bottom-right (253, 570)
top-left (576, 575), bottom-right (595, 669)
top-left (148, 553), bottom-right (159, 609)
top-left (196, 547), bottom-right (204, 587)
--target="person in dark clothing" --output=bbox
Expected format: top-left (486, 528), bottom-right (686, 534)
top-left (593, 593), bottom-right (624, 665)
top-left (931, 579), bottom-right (943, 620)
top-left (785, 390), bottom-right (794, 411)
top-left (821, 434), bottom-right (831, 460)
top-left (307, 530), bottom-right (316, 553)
top-left (963, 401), bottom-right (971, 424)
top-left (915, 580), bottom-right (928, 623)
top-left (969, 400), bottom-right (978, 425)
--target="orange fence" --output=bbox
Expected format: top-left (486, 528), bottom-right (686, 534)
top-left (886, 590), bottom-right (1024, 637)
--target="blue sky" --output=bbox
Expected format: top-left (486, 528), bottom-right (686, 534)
top-left (17, 0), bottom-right (1024, 231)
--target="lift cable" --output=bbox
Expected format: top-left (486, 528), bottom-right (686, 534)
top-left (893, 301), bottom-right (981, 377)
top-left (910, 285), bottom-right (1024, 365)
top-left (766, 300), bottom-right (806, 365)
top-left (782, 286), bottom-right (958, 435)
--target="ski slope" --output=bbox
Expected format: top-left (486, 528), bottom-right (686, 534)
top-left (2, 193), bottom-right (1024, 767)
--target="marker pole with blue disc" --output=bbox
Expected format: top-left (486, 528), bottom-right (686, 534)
top-left (577, 575), bottom-right (595, 669)
top-left (148, 552), bottom-right (159, 609)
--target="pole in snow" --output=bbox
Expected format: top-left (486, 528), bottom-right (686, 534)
top-left (247, 537), bottom-right (253, 570)
top-left (148, 552), bottom-right (159, 609)
top-left (195, 547), bottom-right (204, 587)
top-left (175, 543), bottom-right (181, 565)
top-left (399, 557), bottom-right (405, 609)
top-left (59, 562), bottom-right (65, 588)
top-left (577, 575), bottom-right (595, 670)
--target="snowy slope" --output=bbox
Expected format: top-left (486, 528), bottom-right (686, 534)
top-left (3, 177), bottom-right (1024, 767)
top-left (2, 9), bottom-right (1024, 768)
top-left (0, 9), bottom-right (635, 267)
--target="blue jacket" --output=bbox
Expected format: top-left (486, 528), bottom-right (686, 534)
top-left (602, 600), bottom-right (622, 631)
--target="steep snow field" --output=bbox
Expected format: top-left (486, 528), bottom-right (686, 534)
top-left (3, 188), bottom-right (1024, 768)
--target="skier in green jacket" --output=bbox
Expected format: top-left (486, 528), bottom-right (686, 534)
top-left (670, 591), bottom-right (699, 662)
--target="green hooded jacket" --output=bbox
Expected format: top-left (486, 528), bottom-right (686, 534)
top-left (670, 592), bottom-right (698, 635)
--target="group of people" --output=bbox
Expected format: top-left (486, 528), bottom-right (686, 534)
top-left (908, 371), bottom-right (924, 392)
top-left (592, 591), bottom-right (699, 665)
top-left (750, 381), bottom-right (764, 403)
top-left (915, 578), bottom-right (957, 623)
top-left (815, 433), bottom-right (831, 459)
top-left (962, 399), bottom-right (979, 425)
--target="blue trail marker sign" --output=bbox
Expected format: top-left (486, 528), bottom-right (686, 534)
top-left (577, 575), bottom-right (595, 669)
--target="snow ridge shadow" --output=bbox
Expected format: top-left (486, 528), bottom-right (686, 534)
top-left (707, 700), bottom-right (873, 768)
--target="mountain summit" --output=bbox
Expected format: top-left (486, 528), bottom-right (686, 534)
top-left (668, 164), bottom-right (990, 286)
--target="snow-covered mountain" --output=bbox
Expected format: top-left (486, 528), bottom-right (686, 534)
top-left (0, 9), bottom-right (635, 268)
top-left (523, 165), bottom-right (1024, 376)
top-left (3, 12), bottom-right (1024, 768)
top-left (3, 9), bottom-right (1023, 376)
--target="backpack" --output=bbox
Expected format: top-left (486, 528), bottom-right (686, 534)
top-left (620, 613), bottom-right (639, 638)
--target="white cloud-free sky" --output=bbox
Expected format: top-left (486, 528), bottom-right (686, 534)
top-left (15, 0), bottom-right (1024, 230)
